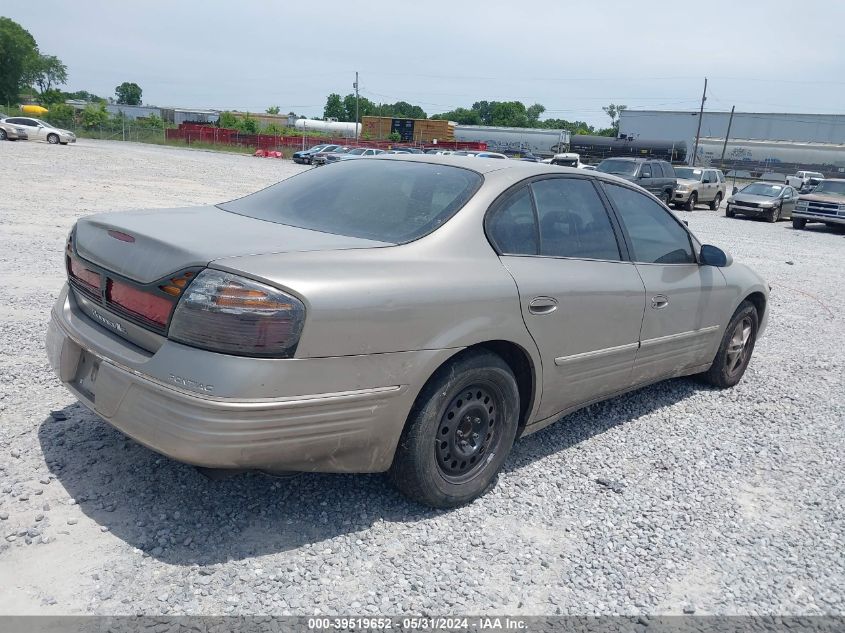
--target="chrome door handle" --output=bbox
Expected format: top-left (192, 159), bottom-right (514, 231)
top-left (651, 295), bottom-right (669, 310)
top-left (528, 296), bottom-right (558, 315)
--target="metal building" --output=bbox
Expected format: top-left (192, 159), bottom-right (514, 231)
top-left (619, 110), bottom-right (845, 163)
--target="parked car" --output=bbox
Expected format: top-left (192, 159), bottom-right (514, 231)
top-left (791, 178), bottom-right (845, 230)
top-left (595, 157), bottom-right (676, 204)
top-left (330, 147), bottom-right (385, 162)
top-left (292, 144), bottom-right (340, 165)
top-left (474, 151), bottom-right (508, 159)
top-left (550, 152), bottom-right (583, 168)
top-left (672, 167), bottom-right (727, 211)
top-left (725, 182), bottom-right (798, 222)
top-left (398, 148), bottom-right (425, 154)
top-left (0, 120), bottom-right (28, 141)
top-left (786, 170), bottom-right (824, 190)
top-left (312, 146), bottom-right (350, 166)
top-left (385, 149), bottom-right (412, 154)
top-left (0, 117), bottom-right (75, 144)
top-left (48, 157), bottom-right (768, 508)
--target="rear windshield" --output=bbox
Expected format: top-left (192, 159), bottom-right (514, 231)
top-left (219, 159), bottom-right (482, 243)
top-left (596, 159), bottom-right (638, 176)
top-left (675, 167), bottom-right (703, 180)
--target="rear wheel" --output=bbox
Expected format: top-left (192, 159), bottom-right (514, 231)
top-left (792, 217), bottom-right (807, 230)
top-left (710, 192), bottom-right (722, 210)
top-left (700, 301), bottom-right (758, 388)
top-left (0, 129), bottom-right (7, 141)
top-left (661, 191), bottom-right (672, 206)
top-left (389, 350), bottom-right (520, 508)
top-left (47, 133), bottom-right (59, 144)
top-left (685, 192), bottom-right (697, 211)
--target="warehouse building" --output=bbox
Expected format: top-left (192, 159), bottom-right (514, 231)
top-left (619, 110), bottom-right (845, 167)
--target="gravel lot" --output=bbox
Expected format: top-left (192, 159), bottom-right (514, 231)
top-left (0, 139), bottom-right (843, 616)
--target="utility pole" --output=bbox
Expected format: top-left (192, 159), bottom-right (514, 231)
top-left (691, 77), bottom-right (707, 166)
top-left (719, 105), bottom-right (735, 170)
top-left (354, 71), bottom-right (359, 142)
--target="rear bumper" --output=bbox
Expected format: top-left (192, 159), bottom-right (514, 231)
top-left (46, 285), bottom-right (455, 472)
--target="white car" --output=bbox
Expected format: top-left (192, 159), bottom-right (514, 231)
top-left (0, 117), bottom-right (76, 144)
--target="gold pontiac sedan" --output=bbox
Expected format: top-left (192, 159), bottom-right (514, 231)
top-left (47, 156), bottom-right (769, 507)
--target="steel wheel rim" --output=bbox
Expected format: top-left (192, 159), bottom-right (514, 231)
top-left (435, 384), bottom-right (500, 483)
top-left (48, 135), bottom-right (58, 144)
top-left (726, 316), bottom-right (753, 375)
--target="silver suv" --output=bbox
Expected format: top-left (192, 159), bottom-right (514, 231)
top-left (673, 167), bottom-right (727, 211)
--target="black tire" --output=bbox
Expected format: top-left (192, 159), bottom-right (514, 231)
top-left (792, 217), bottom-right (807, 230)
top-left (389, 350), bottom-right (520, 508)
top-left (767, 204), bottom-right (781, 223)
top-left (685, 192), bottom-right (697, 211)
top-left (700, 300), bottom-right (758, 389)
top-left (0, 129), bottom-right (7, 141)
top-left (725, 205), bottom-right (735, 218)
top-left (47, 133), bottom-right (59, 144)
top-left (661, 191), bottom-right (672, 206)
top-left (709, 192), bottom-right (722, 211)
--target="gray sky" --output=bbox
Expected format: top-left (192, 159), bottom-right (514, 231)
top-left (6, 0), bottom-right (844, 127)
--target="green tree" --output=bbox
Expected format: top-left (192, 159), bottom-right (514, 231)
top-left (218, 111), bottom-right (239, 129)
top-left (431, 107), bottom-right (481, 125)
top-left (264, 122), bottom-right (285, 135)
top-left (28, 54), bottom-right (67, 99)
top-left (323, 93), bottom-right (345, 120)
top-left (490, 101), bottom-right (529, 127)
top-left (115, 81), bottom-right (142, 105)
top-left (526, 103), bottom-right (545, 124)
top-left (342, 93), bottom-right (375, 122)
top-left (602, 103), bottom-right (627, 134)
top-left (81, 103), bottom-right (109, 128)
top-left (0, 17), bottom-right (39, 104)
top-left (44, 103), bottom-right (75, 127)
top-left (236, 113), bottom-right (258, 134)
top-left (387, 131), bottom-right (402, 142)
top-left (471, 101), bottom-right (493, 125)
top-left (266, 105), bottom-right (280, 114)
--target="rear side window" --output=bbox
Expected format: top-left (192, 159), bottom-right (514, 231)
top-left (604, 183), bottom-right (695, 265)
top-left (487, 187), bottom-right (538, 255)
top-left (220, 160), bottom-right (482, 243)
top-left (662, 162), bottom-right (675, 178)
top-left (531, 178), bottom-right (621, 261)
top-left (717, 170), bottom-right (725, 183)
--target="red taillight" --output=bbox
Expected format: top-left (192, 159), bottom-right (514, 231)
top-left (67, 255), bottom-right (100, 292)
top-left (107, 278), bottom-right (173, 327)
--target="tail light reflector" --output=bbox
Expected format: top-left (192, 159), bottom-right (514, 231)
top-left (107, 278), bottom-right (173, 327)
top-left (67, 255), bottom-right (101, 292)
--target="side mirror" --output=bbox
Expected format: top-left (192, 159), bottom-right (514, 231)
top-left (732, 187), bottom-right (738, 195)
top-left (700, 244), bottom-right (732, 267)
top-left (640, 172), bottom-right (651, 179)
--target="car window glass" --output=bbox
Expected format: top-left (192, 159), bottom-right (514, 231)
top-left (640, 163), bottom-right (652, 178)
top-left (531, 178), bottom-right (621, 261)
top-left (663, 162), bottom-right (676, 178)
top-left (717, 171), bottom-right (726, 183)
top-left (487, 187), bottom-right (538, 256)
top-left (604, 183), bottom-right (695, 265)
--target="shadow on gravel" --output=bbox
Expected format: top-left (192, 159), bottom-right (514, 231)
top-left (39, 377), bottom-right (703, 566)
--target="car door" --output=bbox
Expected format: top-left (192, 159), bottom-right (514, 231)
top-left (601, 182), bottom-right (729, 385)
top-left (780, 186), bottom-right (797, 218)
top-left (637, 162), bottom-right (657, 195)
top-left (700, 170), bottom-right (716, 201)
top-left (17, 118), bottom-right (45, 140)
top-left (486, 177), bottom-right (646, 419)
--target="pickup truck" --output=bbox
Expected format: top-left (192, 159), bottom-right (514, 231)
top-left (786, 171), bottom-right (824, 191)
top-left (792, 178), bottom-right (845, 229)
